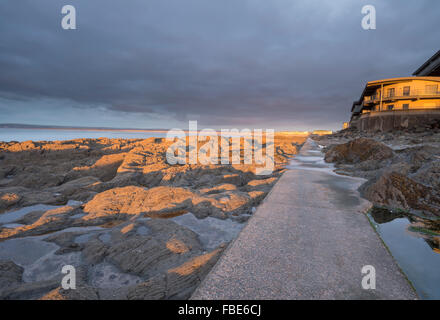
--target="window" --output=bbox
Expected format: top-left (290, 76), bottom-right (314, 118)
top-left (387, 105), bottom-right (394, 111)
top-left (403, 104), bottom-right (409, 110)
top-left (387, 88), bottom-right (395, 97)
top-left (425, 84), bottom-right (438, 94)
top-left (403, 86), bottom-right (410, 96)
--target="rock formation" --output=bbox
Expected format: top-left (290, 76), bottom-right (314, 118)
top-left (0, 134), bottom-right (306, 300)
top-left (316, 128), bottom-right (440, 217)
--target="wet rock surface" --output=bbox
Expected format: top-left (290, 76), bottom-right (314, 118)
top-left (364, 172), bottom-right (440, 216)
top-left (0, 135), bottom-right (306, 299)
top-left (315, 128), bottom-right (440, 217)
top-left (324, 138), bottom-right (394, 164)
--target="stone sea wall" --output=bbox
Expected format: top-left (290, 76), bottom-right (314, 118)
top-left (350, 109), bottom-right (440, 132)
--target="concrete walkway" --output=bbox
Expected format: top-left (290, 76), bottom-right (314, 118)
top-left (192, 139), bottom-right (417, 300)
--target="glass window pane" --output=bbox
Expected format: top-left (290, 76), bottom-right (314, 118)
top-left (425, 85), bottom-right (438, 94)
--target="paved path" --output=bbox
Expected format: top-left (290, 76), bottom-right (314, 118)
top-left (192, 139), bottom-right (417, 300)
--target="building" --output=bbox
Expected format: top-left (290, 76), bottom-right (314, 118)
top-left (413, 50), bottom-right (440, 76)
top-left (312, 130), bottom-right (333, 135)
top-left (350, 50), bottom-right (440, 131)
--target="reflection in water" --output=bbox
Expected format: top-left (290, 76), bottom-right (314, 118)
top-left (368, 207), bottom-right (440, 299)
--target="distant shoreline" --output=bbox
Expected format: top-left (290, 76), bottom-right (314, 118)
top-left (0, 124), bottom-right (312, 135)
top-left (0, 123), bottom-right (169, 133)
top-left (1, 127), bottom-right (171, 133)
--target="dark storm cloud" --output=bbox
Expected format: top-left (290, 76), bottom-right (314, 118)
top-left (0, 0), bottom-right (439, 130)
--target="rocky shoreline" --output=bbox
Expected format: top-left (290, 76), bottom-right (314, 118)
top-left (0, 135), bottom-right (306, 299)
top-left (313, 123), bottom-right (440, 247)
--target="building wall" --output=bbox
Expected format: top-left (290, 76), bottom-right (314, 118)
top-left (362, 79), bottom-right (440, 112)
top-left (351, 109), bottom-right (440, 132)
top-left (350, 77), bottom-right (440, 131)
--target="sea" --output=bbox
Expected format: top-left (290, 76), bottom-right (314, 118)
top-left (0, 128), bottom-right (168, 142)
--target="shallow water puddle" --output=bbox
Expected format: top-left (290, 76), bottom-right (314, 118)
top-left (0, 234), bottom-right (82, 283)
top-left (23, 251), bottom-right (82, 282)
top-left (171, 213), bottom-right (244, 251)
top-left (0, 225), bottom-right (104, 284)
top-left (287, 140), bottom-right (339, 174)
top-left (368, 209), bottom-right (440, 299)
top-left (147, 209), bottom-right (188, 219)
top-left (89, 262), bottom-right (143, 289)
top-left (0, 200), bottom-right (82, 224)
top-left (0, 237), bottom-right (58, 266)
top-left (0, 204), bottom-right (58, 224)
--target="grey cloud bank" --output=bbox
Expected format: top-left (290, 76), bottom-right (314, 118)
top-left (0, 0), bottom-right (438, 131)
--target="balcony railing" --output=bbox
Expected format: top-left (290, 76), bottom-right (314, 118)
top-left (365, 88), bottom-right (440, 104)
top-left (361, 106), bottom-right (440, 115)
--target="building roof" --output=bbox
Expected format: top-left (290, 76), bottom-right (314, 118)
top-left (413, 50), bottom-right (440, 76)
top-left (367, 76), bottom-right (440, 86)
top-left (362, 76), bottom-right (440, 95)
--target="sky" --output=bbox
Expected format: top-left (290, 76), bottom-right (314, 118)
top-left (0, 0), bottom-right (439, 131)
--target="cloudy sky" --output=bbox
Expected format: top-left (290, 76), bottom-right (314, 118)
top-left (0, 0), bottom-right (438, 131)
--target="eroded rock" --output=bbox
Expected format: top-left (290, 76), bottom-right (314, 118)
top-left (324, 138), bottom-right (393, 164)
top-left (0, 260), bottom-right (23, 292)
top-left (0, 192), bottom-right (21, 212)
top-left (363, 172), bottom-right (440, 216)
top-left (0, 134), bottom-right (307, 300)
